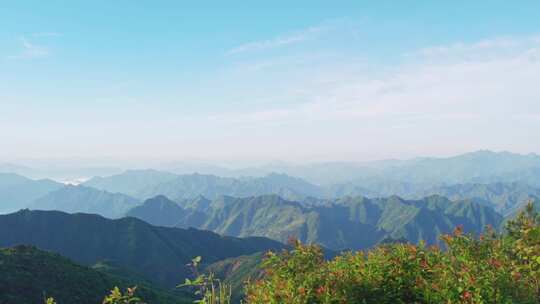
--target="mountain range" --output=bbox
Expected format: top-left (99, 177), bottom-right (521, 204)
top-left (85, 171), bottom-right (324, 201)
top-left (160, 151), bottom-right (540, 186)
top-left (127, 194), bottom-right (503, 250)
top-left (1, 150), bottom-right (540, 302)
top-left (81, 150), bottom-right (540, 214)
top-left (409, 182), bottom-right (540, 216)
top-left (3, 150), bottom-right (539, 219)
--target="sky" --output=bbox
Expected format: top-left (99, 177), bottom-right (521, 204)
top-left (1, 1), bottom-right (540, 164)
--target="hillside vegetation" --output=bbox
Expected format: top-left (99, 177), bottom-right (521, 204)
top-left (0, 245), bottom-right (188, 304)
top-left (243, 202), bottom-right (540, 303)
top-left (0, 209), bottom-right (284, 288)
top-left (128, 194), bottom-right (502, 250)
top-left (57, 201), bottom-right (540, 304)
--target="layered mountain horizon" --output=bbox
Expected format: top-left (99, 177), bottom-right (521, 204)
top-left (1, 150), bottom-right (540, 302)
top-left (2, 150), bottom-right (540, 215)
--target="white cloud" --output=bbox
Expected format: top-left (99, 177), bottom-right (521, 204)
top-left (407, 35), bottom-right (540, 62)
top-left (3, 33), bottom-right (539, 161)
top-left (414, 38), bottom-right (517, 56)
top-left (200, 35), bottom-right (540, 159)
top-left (220, 35), bottom-right (540, 122)
top-left (228, 25), bottom-right (328, 55)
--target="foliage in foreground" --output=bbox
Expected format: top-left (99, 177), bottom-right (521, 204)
top-left (102, 287), bottom-right (145, 304)
top-left (178, 256), bottom-right (233, 304)
top-left (45, 287), bottom-right (145, 304)
top-left (244, 202), bottom-right (540, 303)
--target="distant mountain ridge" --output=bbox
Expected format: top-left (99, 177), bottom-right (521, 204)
top-left (321, 150), bottom-right (540, 186)
top-left (81, 151), bottom-right (540, 211)
top-left (83, 169), bottom-right (178, 198)
top-left (30, 185), bottom-right (141, 219)
top-left (2, 150), bottom-right (539, 302)
top-left (410, 182), bottom-right (540, 216)
top-left (0, 173), bottom-right (63, 213)
top-left (85, 171), bottom-right (325, 201)
top-left (127, 194), bottom-right (503, 251)
top-left (161, 150), bottom-right (540, 186)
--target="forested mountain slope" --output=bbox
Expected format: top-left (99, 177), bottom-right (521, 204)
top-left (127, 194), bottom-right (502, 250)
top-left (0, 209), bottom-right (285, 288)
top-left (0, 245), bottom-right (188, 304)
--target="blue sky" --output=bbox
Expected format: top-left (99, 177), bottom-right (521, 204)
top-left (1, 1), bottom-right (539, 163)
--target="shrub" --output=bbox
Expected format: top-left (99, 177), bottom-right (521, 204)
top-left (244, 202), bottom-right (540, 304)
top-left (101, 287), bottom-right (145, 304)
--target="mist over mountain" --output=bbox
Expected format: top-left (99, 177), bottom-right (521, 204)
top-left (83, 169), bottom-right (178, 198)
top-left (265, 150), bottom-right (540, 186)
top-left (7, 150), bottom-right (534, 189)
top-left (78, 151), bottom-right (540, 213)
top-left (1, 150), bottom-right (539, 300)
top-left (5, 0), bottom-right (540, 301)
top-left (30, 185), bottom-right (141, 219)
top-left (1, 152), bottom-right (539, 302)
top-left (0, 163), bottom-right (123, 182)
top-left (308, 151), bottom-right (539, 186)
top-left (409, 182), bottom-right (540, 216)
top-left (85, 171), bottom-right (324, 201)
top-left (156, 151), bottom-right (539, 186)
top-left (0, 173), bottom-right (63, 213)
top-left (369, 151), bottom-right (540, 187)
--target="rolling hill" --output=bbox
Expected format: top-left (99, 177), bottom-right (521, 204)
top-left (0, 209), bottom-right (285, 288)
top-left (0, 245), bottom-right (189, 304)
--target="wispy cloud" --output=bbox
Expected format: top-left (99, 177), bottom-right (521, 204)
top-left (415, 38), bottom-right (517, 56)
top-left (227, 25), bottom-right (328, 55)
top-left (201, 34), bottom-right (540, 159)
top-left (11, 36), bottom-right (50, 59)
top-left (5, 31), bottom-right (539, 161)
top-left (406, 36), bottom-right (540, 61)
top-left (32, 32), bottom-right (62, 38)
